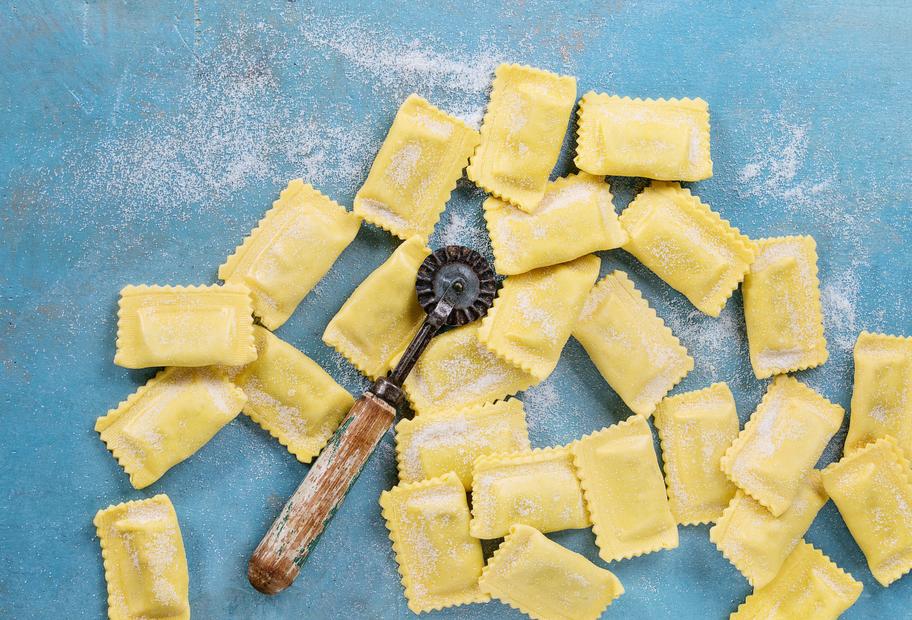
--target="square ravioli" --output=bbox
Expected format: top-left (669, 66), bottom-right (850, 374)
top-left (323, 236), bottom-right (431, 379)
top-left (395, 399), bottom-right (530, 489)
top-left (470, 446), bottom-right (589, 539)
top-left (233, 325), bottom-right (354, 463)
top-left (821, 437), bottom-right (912, 586)
top-left (483, 171), bottom-right (627, 275)
top-left (115, 284), bottom-right (256, 368)
top-left (619, 182), bottom-right (755, 316)
top-left (219, 179), bottom-right (361, 329)
top-left (730, 541), bottom-right (862, 620)
top-left (574, 93), bottom-right (712, 181)
top-left (845, 331), bottom-right (912, 456)
top-left (479, 524), bottom-right (624, 620)
top-left (710, 471), bottom-right (828, 588)
top-left (96, 367), bottom-right (246, 489)
top-left (571, 270), bottom-right (693, 417)
top-left (742, 235), bottom-right (828, 378)
top-left (468, 63), bottom-right (577, 212)
top-left (571, 415), bottom-right (678, 562)
top-left (721, 376), bottom-right (843, 517)
top-left (354, 94), bottom-right (479, 241)
top-left (401, 323), bottom-right (538, 416)
top-left (653, 382), bottom-right (740, 525)
top-left (94, 495), bottom-right (189, 620)
top-left (379, 472), bottom-right (488, 613)
top-left (478, 254), bottom-right (601, 381)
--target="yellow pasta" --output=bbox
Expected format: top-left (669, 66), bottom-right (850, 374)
top-left (96, 367), bottom-right (246, 489)
top-left (354, 94), bottom-right (480, 241)
top-left (571, 415), bottom-right (678, 562)
top-left (233, 325), bottom-right (354, 463)
top-left (483, 171), bottom-right (627, 275)
top-left (710, 471), bottom-right (828, 588)
top-left (574, 93), bottom-right (712, 181)
top-left (115, 284), bottom-right (256, 368)
top-left (742, 235), bottom-right (828, 378)
top-left (479, 524), bottom-right (624, 620)
top-left (571, 270), bottom-right (693, 417)
top-left (379, 472), bottom-right (488, 613)
top-left (619, 182), bottom-right (755, 316)
top-left (323, 236), bottom-right (431, 379)
top-left (721, 376), bottom-right (843, 517)
top-left (470, 446), bottom-right (588, 539)
top-left (730, 540), bottom-right (862, 620)
top-left (395, 399), bottom-right (530, 489)
top-left (821, 437), bottom-right (912, 586)
top-left (468, 63), bottom-right (577, 212)
top-left (845, 331), bottom-right (912, 456)
top-left (94, 495), bottom-right (189, 620)
top-left (653, 382), bottom-right (739, 525)
top-left (478, 254), bottom-right (601, 381)
top-left (401, 322), bottom-right (538, 416)
top-left (219, 179), bottom-right (361, 329)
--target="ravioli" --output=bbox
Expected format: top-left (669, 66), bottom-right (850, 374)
top-left (354, 94), bottom-right (480, 241)
top-left (575, 93), bottom-right (712, 181)
top-left (323, 236), bottom-right (431, 379)
top-left (94, 495), bottom-right (190, 620)
top-left (572, 271), bottom-right (693, 416)
top-left (219, 179), bottom-right (361, 329)
top-left (234, 325), bottom-right (354, 463)
top-left (379, 472), bottom-right (488, 613)
top-left (484, 171), bottom-right (627, 275)
top-left (479, 524), bottom-right (624, 620)
top-left (468, 63), bottom-right (577, 212)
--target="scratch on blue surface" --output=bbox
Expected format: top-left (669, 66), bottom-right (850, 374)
top-left (0, 1), bottom-right (910, 619)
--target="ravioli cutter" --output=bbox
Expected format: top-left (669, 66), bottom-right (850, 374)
top-left (248, 245), bottom-right (496, 595)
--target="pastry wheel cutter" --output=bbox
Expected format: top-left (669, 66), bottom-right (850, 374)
top-left (248, 245), bottom-right (496, 595)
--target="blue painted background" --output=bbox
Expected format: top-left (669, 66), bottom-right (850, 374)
top-left (2, 1), bottom-right (910, 618)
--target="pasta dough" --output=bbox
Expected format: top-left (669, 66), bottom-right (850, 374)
top-left (619, 182), bottom-right (754, 316)
top-left (720, 376), bottom-right (843, 517)
top-left (574, 93), bottom-right (712, 181)
top-left (323, 236), bottom-right (431, 379)
top-left (94, 495), bottom-right (190, 620)
top-left (653, 382), bottom-right (739, 525)
top-left (478, 254), bottom-right (601, 380)
top-left (401, 323), bottom-right (538, 416)
top-left (395, 399), bottom-right (530, 489)
top-left (219, 179), bottom-right (361, 329)
top-left (354, 94), bottom-right (479, 241)
top-left (571, 415), bottom-right (678, 562)
top-left (479, 524), bottom-right (624, 620)
top-left (821, 437), bottom-right (912, 586)
top-left (483, 171), bottom-right (627, 275)
top-left (730, 540), bottom-right (862, 620)
top-left (115, 284), bottom-right (257, 368)
top-left (96, 367), bottom-right (246, 489)
top-left (572, 270), bottom-right (693, 417)
top-left (710, 471), bottom-right (828, 588)
top-left (742, 235), bottom-right (828, 378)
top-left (234, 325), bottom-right (354, 463)
top-left (379, 472), bottom-right (488, 613)
top-left (845, 331), bottom-right (912, 456)
top-left (470, 446), bottom-right (589, 539)
top-left (468, 63), bottom-right (577, 212)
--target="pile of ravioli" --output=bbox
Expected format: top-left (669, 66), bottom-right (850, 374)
top-left (92, 63), bottom-right (912, 620)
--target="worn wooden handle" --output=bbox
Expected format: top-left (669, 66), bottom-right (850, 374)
top-left (247, 392), bottom-right (396, 595)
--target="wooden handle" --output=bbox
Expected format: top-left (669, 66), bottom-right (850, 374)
top-left (247, 392), bottom-right (396, 595)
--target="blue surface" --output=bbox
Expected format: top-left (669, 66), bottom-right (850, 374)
top-left (2, 1), bottom-right (911, 618)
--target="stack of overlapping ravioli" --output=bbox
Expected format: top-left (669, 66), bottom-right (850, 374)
top-left (92, 63), bottom-right (912, 620)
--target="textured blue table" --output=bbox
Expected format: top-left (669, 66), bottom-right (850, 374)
top-left (2, 1), bottom-right (911, 618)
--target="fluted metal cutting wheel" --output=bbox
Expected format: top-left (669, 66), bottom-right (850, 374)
top-left (415, 246), bottom-right (496, 327)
